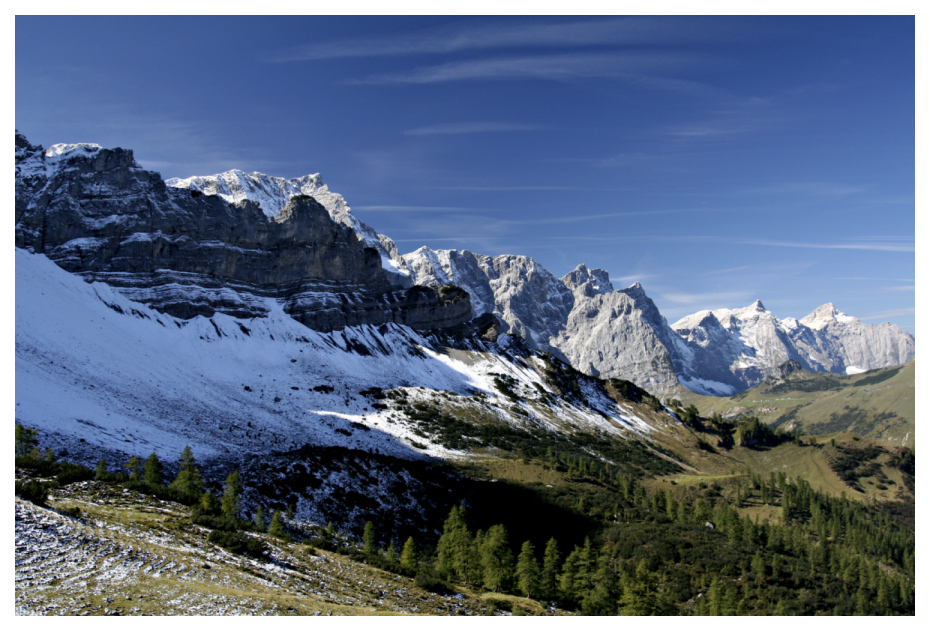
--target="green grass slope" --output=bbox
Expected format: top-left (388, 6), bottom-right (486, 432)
top-left (679, 361), bottom-right (915, 448)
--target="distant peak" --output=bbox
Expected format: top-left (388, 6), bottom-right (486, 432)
top-left (750, 299), bottom-right (765, 311)
top-left (561, 263), bottom-right (613, 294)
top-left (800, 303), bottom-right (857, 328)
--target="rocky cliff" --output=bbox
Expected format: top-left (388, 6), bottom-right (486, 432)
top-left (402, 245), bottom-right (915, 396)
top-left (14, 133), bottom-right (470, 332)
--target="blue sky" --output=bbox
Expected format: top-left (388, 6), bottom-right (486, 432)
top-left (15, 15), bottom-right (915, 333)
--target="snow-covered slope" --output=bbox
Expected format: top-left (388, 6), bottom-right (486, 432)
top-left (15, 248), bottom-right (663, 467)
top-left (166, 170), bottom-right (411, 285)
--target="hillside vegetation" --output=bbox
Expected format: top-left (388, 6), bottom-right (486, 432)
top-left (678, 361), bottom-right (915, 448)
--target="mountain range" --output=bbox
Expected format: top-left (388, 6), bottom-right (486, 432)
top-left (161, 148), bottom-right (914, 396)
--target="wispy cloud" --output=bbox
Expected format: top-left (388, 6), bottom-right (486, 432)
top-left (345, 52), bottom-right (707, 86)
top-left (611, 273), bottom-right (663, 286)
top-left (660, 291), bottom-right (756, 306)
top-left (265, 17), bottom-right (737, 62)
top-left (403, 122), bottom-right (542, 136)
top-left (737, 238), bottom-right (914, 253)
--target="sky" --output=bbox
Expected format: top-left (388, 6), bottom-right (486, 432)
top-left (15, 15), bottom-right (916, 333)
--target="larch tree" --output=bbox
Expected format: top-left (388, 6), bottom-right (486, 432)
top-left (515, 540), bottom-right (540, 598)
top-left (221, 470), bottom-right (242, 519)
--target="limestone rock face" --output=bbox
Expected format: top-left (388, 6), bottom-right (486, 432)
top-left (14, 133), bottom-right (469, 332)
top-left (671, 301), bottom-right (915, 390)
top-left (551, 282), bottom-right (684, 394)
top-left (402, 243), bottom-right (914, 396)
top-left (794, 303), bottom-right (915, 372)
top-left (402, 247), bottom-right (576, 349)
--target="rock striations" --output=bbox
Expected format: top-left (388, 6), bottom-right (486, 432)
top-left (14, 132), bottom-right (469, 332)
top-left (15, 132), bottom-right (914, 395)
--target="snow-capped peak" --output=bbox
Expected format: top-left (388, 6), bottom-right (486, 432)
top-left (45, 143), bottom-right (103, 159)
top-left (800, 303), bottom-right (858, 329)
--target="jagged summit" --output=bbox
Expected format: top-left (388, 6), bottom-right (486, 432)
top-left (561, 263), bottom-right (613, 295)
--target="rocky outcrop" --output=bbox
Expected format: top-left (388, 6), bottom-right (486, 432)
top-left (14, 132), bottom-right (470, 332)
top-left (402, 247), bottom-right (576, 349)
top-left (166, 169), bottom-right (413, 287)
top-left (551, 280), bottom-right (684, 393)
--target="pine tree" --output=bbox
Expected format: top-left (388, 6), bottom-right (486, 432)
top-left (95, 457), bottom-right (108, 481)
top-left (386, 542), bottom-right (398, 562)
top-left (581, 551), bottom-right (619, 615)
top-left (559, 548), bottom-right (581, 603)
top-left (363, 521), bottom-right (377, 556)
top-left (168, 445), bottom-right (204, 503)
top-left (436, 505), bottom-right (479, 585)
top-left (200, 491), bottom-right (218, 514)
top-left (142, 452), bottom-right (163, 488)
top-left (479, 524), bottom-right (513, 592)
top-left (515, 540), bottom-right (540, 598)
top-left (400, 536), bottom-right (419, 572)
top-left (220, 471), bottom-right (241, 519)
top-left (619, 559), bottom-right (658, 615)
top-left (269, 510), bottom-right (286, 538)
top-left (541, 537), bottom-right (561, 600)
top-left (125, 456), bottom-right (142, 481)
top-left (15, 423), bottom-right (40, 460)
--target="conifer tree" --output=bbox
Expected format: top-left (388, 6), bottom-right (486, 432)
top-left (619, 559), bottom-right (658, 615)
top-left (95, 457), bottom-right (108, 481)
top-left (515, 540), bottom-right (540, 598)
top-left (400, 536), bottom-right (419, 572)
top-left (221, 471), bottom-right (241, 519)
top-left (581, 552), bottom-right (620, 615)
top-left (125, 455), bottom-right (142, 481)
top-left (363, 521), bottom-right (377, 556)
top-left (142, 452), bottom-right (163, 488)
top-left (386, 542), bottom-right (398, 562)
top-left (269, 510), bottom-right (286, 538)
top-left (168, 445), bottom-right (204, 503)
top-left (541, 537), bottom-right (561, 600)
top-left (15, 423), bottom-right (40, 460)
top-left (436, 505), bottom-right (479, 584)
top-left (200, 491), bottom-right (218, 514)
top-left (479, 524), bottom-right (513, 593)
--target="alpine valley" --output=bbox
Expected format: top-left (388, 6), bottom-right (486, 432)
top-left (14, 133), bottom-right (915, 616)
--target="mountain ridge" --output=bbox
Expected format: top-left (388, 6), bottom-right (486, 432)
top-left (16, 132), bottom-right (914, 397)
